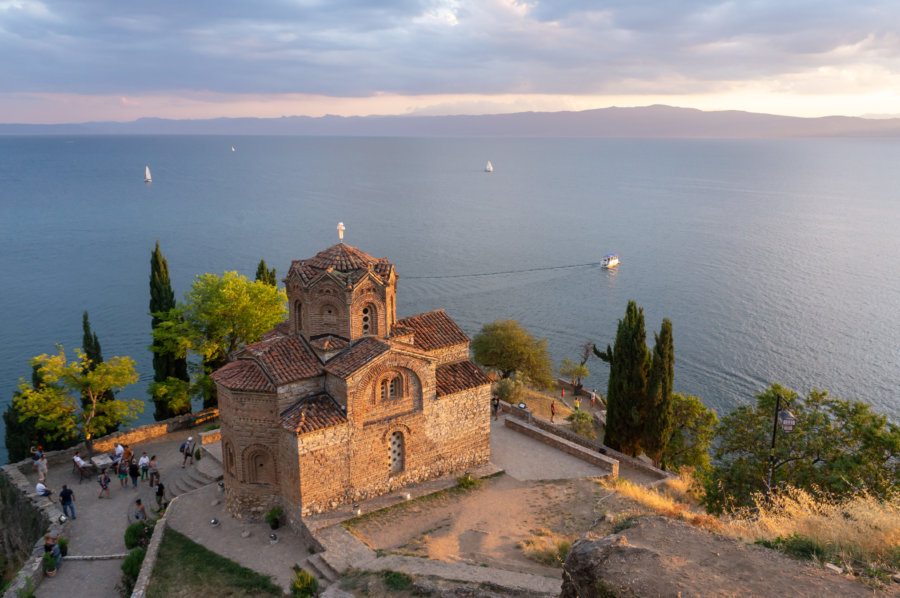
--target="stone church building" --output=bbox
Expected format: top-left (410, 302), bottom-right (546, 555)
top-left (212, 242), bottom-right (492, 518)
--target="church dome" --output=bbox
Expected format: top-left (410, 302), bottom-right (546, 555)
top-left (284, 244), bottom-right (394, 286)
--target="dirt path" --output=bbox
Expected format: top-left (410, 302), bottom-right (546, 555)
top-left (349, 474), bottom-right (602, 577)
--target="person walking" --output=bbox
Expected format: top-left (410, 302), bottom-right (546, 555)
top-left (128, 459), bottom-right (140, 490)
top-left (134, 498), bottom-right (148, 521)
top-left (59, 484), bottom-right (76, 519)
top-left (491, 395), bottom-right (500, 421)
top-left (97, 468), bottom-right (111, 498)
top-left (180, 437), bottom-right (194, 468)
top-left (550, 400), bottom-right (557, 423)
top-left (148, 455), bottom-right (159, 487)
top-left (117, 458), bottom-right (129, 487)
top-left (138, 452), bottom-right (150, 481)
top-left (154, 481), bottom-right (167, 512)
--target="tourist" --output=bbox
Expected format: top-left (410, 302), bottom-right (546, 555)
top-left (590, 389), bottom-right (597, 408)
top-left (148, 455), bottom-right (159, 487)
top-left (111, 442), bottom-right (124, 469)
top-left (154, 481), bottom-right (167, 511)
top-left (36, 481), bottom-right (53, 497)
top-left (574, 398), bottom-right (580, 411)
top-left (561, 388), bottom-right (565, 399)
top-left (138, 452), bottom-right (150, 480)
top-left (123, 444), bottom-right (133, 464)
top-left (73, 451), bottom-right (91, 479)
top-left (35, 453), bottom-right (48, 483)
top-left (97, 468), bottom-right (111, 498)
top-left (550, 400), bottom-right (556, 423)
top-left (128, 458), bottom-right (140, 489)
top-left (59, 484), bottom-right (76, 519)
top-left (30, 445), bottom-right (44, 462)
top-left (181, 437), bottom-right (194, 468)
top-left (117, 458), bottom-right (129, 487)
top-left (43, 533), bottom-right (61, 560)
top-left (134, 498), bottom-right (148, 521)
top-left (491, 394), bottom-right (500, 421)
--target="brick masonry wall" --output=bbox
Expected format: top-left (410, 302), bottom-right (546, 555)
top-left (277, 378), bottom-right (324, 415)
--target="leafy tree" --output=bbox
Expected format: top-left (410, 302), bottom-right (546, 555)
top-left (13, 347), bottom-right (143, 454)
top-left (643, 318), bottom-right (674, 467)
top-left (149, 241), bottom-right (190, 420)
top-left (4, 365), bottom-right (79, 463)
top-left (471, 319), bottom-right (554, 389)
top-left (494, 378), bottom-right (524, 405)
top-left (255, 259), bottom-right (277, 286)
top-left (558, 358), bottom-right (589, 395)
top-left (704, 384), bottom-right (900, 513)
top-left (661, 393), bottom-right (717, 473)
top-left (594, 301), bottom-right (651, 456)
top-left (152, 271), bottom-right (287, 408)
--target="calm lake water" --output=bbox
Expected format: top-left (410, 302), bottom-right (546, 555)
top-left (1, 135), bottom-right (899, 463)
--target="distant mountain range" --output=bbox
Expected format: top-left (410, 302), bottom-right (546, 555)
top-left (4, 104), bottom-right (900, 138)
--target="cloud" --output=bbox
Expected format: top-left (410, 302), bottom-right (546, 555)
top-left (1, 0), bottom-right (900, 118)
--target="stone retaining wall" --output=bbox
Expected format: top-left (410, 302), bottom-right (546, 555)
top-left (504, 418), bottom-right (619, 478)
top-left (130, 508), bottom-right (169, 598)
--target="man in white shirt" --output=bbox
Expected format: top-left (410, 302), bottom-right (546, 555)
top-left (138, 452), bottom-right (150, 481)
top-left (36, 481), bottom-right (53, 497)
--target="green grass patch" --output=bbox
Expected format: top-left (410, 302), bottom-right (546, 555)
top-left (754, 533), bottom-right (829, 561)
top-left (382, 569), bottom-right (413, 591)
top-left (146, 528), bottom-right (282, 597)
top-left (611, 516), bottom-right (639, 533)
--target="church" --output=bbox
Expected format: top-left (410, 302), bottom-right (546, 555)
top-left (212, 235), bottom-right (492, 519)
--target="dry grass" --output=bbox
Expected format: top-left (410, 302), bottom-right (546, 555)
top-left (518, 528), bottom-right (573, 567)
top-left (520, 389), bottom-right (574, 421)
top-left (610, 478), bottom-right (723, 531)
top-left (723, 488), bottom-right (900, 573)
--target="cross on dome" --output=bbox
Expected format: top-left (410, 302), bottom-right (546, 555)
top-left (337, 222), bottom-right (346, 243)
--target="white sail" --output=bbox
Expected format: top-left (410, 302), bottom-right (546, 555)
top-left (231, 146), bottom-right (235, 151)
top-left (144, 166), bottom-right (152, 183)
top-left (484, 160), bottom-right (493, 173)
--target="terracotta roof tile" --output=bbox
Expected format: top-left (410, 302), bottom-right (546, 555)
top-left (324, 337), bottom-right (391, 378)
top-left (284, 244), bottom-right (393, 286)
top-left (240, 336), bottom-right (323, 384)
top-left (309, 335), bottom-right (349, 352)
top-left (211, 360), bottom-right (274, 393)
top-left (393, 310), bottom-right (470, 352)
top-left (280, 393), bottom-right (348, 434)
top-left (435, 361), bottom-right (492, 397)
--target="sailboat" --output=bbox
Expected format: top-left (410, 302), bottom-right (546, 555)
top-left (484, 160), bottom-right (493, 173)
top-left (231, 146), bottom-right (235, 152)
top-left (144, 165), bottom-right (152, 183)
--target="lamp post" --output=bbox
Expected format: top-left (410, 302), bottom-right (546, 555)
top-left (766, 393), bottom-right (797, 497)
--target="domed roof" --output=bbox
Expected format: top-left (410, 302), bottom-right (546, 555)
top-left (284, 244), bottom-right (394, 286)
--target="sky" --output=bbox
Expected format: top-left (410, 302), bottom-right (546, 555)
top-left (1, 0), bottom-right (899, 124)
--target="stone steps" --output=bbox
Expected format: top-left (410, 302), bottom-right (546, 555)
top-left (170, 465), bottom-right (219, 497)
top-left (306, 553), bottom-right (339, 584)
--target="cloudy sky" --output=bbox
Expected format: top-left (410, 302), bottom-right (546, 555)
top-left (1, 0), bottom-right (898, 123)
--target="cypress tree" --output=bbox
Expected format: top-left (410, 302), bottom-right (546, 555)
top-left (81, 311), bottom-right (119, 431)
top-left (255, 259), bottom-right (277, 286)
top-left (644, 318), bottom-right (675, 467)
top-left (595, 300), bottom-right (651, 456)
top-left (149, 241), bottom-right (190, 420)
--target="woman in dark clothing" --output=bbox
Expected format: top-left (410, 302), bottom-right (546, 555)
top-left (128, 459), bottom-right (140, 489)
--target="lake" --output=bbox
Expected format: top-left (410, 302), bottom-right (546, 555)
top-left (1, 135), bottom-right (898, 463)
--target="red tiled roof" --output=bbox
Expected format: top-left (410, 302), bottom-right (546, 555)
top-left (211, 360), bottom-right (274, 393)
top-left (393, 310), bottom-right (470, 352)
top-left (280, 393), bottom-right (348, 434)
top-left (309, 335), bottom-right (349, 352)
top-left (435, 361), bottom-right (492, 397)
top-left (284, 244), bottom-right (393, 286)
top-left (324, 337), bottom-right (390, 378)
top-left (240, 336), bottom-right (323, 384)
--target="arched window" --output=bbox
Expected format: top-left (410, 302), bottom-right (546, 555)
top-left (389, 431), bottom-right (405, 474)
top-left (224, 442), bottom-right (235, 476)
top-left (379, 373), bottom-right (403, 401)
top-left (294, 300), bottom-right (303, 333)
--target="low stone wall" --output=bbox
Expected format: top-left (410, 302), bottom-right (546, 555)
top-left (504, 405), bottom-right (671, 484)
top-left (199, 428), bottom-right (221, 445)
top-left (130, 509), bottom-right (169, 598)
top-left (504, 418), bottom-right (619, 478)
top-left (0, 464), bottom-right (65, 597)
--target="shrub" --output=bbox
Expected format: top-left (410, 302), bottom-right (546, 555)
top-left (494, 378), bottom-right (524, 405)
top-left (203, 423), bottom-right (220, 431)
top-left (519, 529), bottom-right (572, 566)
top-left (754, 534), bottom-right (829, 561)
top-left (567, 410), bottom-right (596, 439)
top-left (265, 507), bottom-right (284, 526)
top-left (120, 547), bottom-right (146, 595)
top-left (381, 569), bottom-right (412, 591)
top-left (456, 473), bottom-right (478, 490)
top-left (194, 448), bottom-right (202, 461)
top-left (42, 551), bottom-right (58, 573)
top-left (124, 521), bottom-right (154, 549)
top-left (290, 566), bottom-right (319, 598)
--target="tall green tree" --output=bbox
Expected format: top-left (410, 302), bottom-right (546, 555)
top-left (471, 319), bottom-right (554, 389)
top-left (13, 347), bottom-right (143, 454)
top-left (595, 301), bottom-right (651, 456)
top-left (644, 318), bottom-right (674, 466)
top-left (255, 259), bottom-right (277, 286)
top-left (4, 365), bottom-right (79, 463)
top-left (149, 241), bottom-right (190, 420)
top-left (81, 311), bottom-right (118, 427)
top-left (703, 384), bottom-right (900, 513)
top-left (152, 271), bottom-right (287, 408)
top-left (661, 393), bottom-right (717, 473)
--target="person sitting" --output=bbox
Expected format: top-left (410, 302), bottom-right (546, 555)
top-left (36, 481), bottom-right (53, 497)
top-left (73, 451), bottom-right (92, 480)
top-left (111, 443), bottom-right (124, 467)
